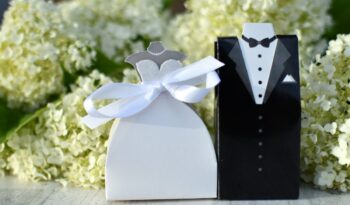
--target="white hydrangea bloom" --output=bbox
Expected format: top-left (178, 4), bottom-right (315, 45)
top-left (332, 134), bottom-right (350, 165)
top-left (1, 71), bottom-right (113, 188)
top-left (301, 34), bottom-right (350, 191)
top-left (0, 0), bottom-right (166, 110)
top-left (0, 0), bottom-right (96, 110)
top-left (314, 165), bottom-right (336, 188)
top-left (121, 68), bottom-right (140, 84)
top-left (339, 119), bottom-right (350, 134)
top-left (59, 0), bottom-right (167, 62)
top-left (324, 123), bottom-right (337, 135)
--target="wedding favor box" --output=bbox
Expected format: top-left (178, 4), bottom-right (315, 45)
top-left (215, 23), bottom-right (301, 199)
top-left (82, 42), bottom-right (224, 201)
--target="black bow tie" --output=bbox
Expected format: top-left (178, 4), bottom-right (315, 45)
top-left (242, 35), bottom-right (277, 48)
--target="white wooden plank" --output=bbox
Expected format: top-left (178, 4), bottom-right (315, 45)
top-left (0, 177), bottom-right (350, 205)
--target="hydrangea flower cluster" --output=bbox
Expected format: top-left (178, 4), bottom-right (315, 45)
top-left (0, 71), bottom-right (114, 189)
top-left (301, 34), bottom-right (350, 192)
top-left (0, 0), bottom-right (96, 110)
top-left (0, 0), bottom-right (166, 110)
top-left (59, 0), bottom-right (166, 62)
top-left (165, 0), bottom-right (331, 65)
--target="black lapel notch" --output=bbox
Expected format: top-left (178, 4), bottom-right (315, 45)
top-left (228, 39), bottom-right (255, 101)
top-left (263, 39), bottom-right (291, 103)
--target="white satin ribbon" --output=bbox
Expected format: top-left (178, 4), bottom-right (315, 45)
top-left (82, 56), bottom-right (224, 129)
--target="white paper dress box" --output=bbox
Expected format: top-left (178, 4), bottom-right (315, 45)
top-left (82, 42), bottom-right (224, 201)
top-left (106, 92), bottom-right (217, 200)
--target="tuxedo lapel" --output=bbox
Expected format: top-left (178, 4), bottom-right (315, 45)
top-left (227, 38), bottom-right (291, 104)
top-left (228, 39), bottom-right (254, 101)
top-left (263, 39), bottom-right (291, 103)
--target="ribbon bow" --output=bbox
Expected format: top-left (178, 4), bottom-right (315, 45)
top-left (82, 56), bottom-right (224, 129)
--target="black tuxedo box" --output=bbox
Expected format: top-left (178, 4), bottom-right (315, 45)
top-left (215, 35), bottom-right (301, 200)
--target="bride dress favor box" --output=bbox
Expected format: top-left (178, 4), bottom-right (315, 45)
top-left (215, 23), bottom-right (301, 200)
top-left (82, 42), bottom-right (224, 201)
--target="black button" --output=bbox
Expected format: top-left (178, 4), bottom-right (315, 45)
top-left (258, 155), bottom-right (263, 159)
top-left (258, 115), bottom-right (263, 120)
top-left (258, 54), bottom-right (262, 58)
top-left (258, 81), bottom-right (262, 84)
top-left (258, 129), bottom-right (263, 133)
top-left (258, 94), bottom-right (263, 98)
top-left (258, 167), bottom-right (263, 172)
top-left (258, 67), bottom-right (262, 71)
top-left (258, 142), bottom-right (263, 146)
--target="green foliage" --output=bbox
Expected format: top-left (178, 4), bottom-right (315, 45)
top-left (92, 50), bottom-right (128, 80)
top-left (324, 0), bottom-right (350, 40)
top-left (0, 99), bottom-right (46, 143)
top-left (162, 0), bottom-right (174, 10)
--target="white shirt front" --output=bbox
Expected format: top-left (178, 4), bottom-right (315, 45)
top-left (238, 37), bottom-right (277, 104)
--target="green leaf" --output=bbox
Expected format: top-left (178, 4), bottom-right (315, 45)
top-left (324, 0), bottom-right (350, 40)
top-left (0, 99), bottom-right (46, 143)
top-left (63, 68), bottom-right (80, 88)
top-left (162, 0), bottom-right (175, 10)
top-left (92, 50), bottom-right (129, 80)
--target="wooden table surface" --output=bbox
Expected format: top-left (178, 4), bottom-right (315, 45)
top-left (0, 176), bottom-right (349, 205)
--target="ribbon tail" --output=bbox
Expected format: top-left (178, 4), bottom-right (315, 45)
top-left (82, 115), bottom-right (113, 129)
top-left (165, 56), bottom-right (224, 83)
top-left (84, 83), bottom-right (151, 119)
top-left (82, 90), bottom-right (160, 128)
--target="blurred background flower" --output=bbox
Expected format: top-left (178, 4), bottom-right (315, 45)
top-left (0, 0), bottom-right (96, 110)
top-left (59, 0), bottom-right (166, 63)
top-left (164, 0), bottom-right (332, 67)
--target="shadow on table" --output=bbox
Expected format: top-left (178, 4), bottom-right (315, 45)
top-left (106, 183), bottom-right (350, 205)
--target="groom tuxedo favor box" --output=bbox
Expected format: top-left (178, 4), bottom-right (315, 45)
top-left (215, 23), bottom-right (301, 200)
top-left (82, 42), bottom-right (224, 201)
